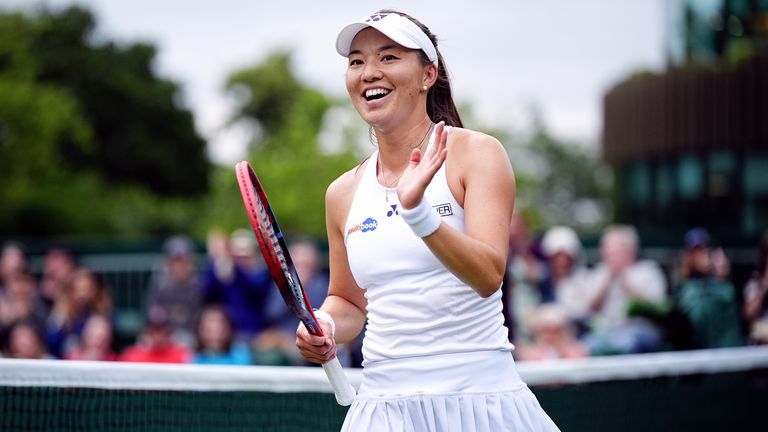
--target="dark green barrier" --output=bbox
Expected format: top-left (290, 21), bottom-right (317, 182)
top-left (2, 369), bottom-right (765, 431)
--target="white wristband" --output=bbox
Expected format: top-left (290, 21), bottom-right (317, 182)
top-left (400, 197), bottom-right (441, 237)
top-left (312, 309), bottom-right (336, 336)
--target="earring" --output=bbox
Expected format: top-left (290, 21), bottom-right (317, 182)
top-left (422, 85), bottom-right (428, 92)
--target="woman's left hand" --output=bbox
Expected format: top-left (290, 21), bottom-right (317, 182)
top-left (397, 121), bottom-right (448, 209)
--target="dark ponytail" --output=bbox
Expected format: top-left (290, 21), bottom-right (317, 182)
top-left (380, 10), bottom-right (464, 128)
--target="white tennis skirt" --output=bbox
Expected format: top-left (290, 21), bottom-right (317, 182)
top-left (342, 350), bottom-right (560, 432)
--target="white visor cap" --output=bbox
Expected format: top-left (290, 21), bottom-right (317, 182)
top-left (336, 12), bottom-right (438, 66)
top-left (542, 226), bottom-right (582, 258)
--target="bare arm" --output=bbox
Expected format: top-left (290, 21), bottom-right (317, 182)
top-left (398, 123), bottom-right (515, 298)
top-left (296, 171), bottom-right (368, 364)
top-left (320, 177), bottom-right (368, 344)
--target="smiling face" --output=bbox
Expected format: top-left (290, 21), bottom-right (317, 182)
top-left (345, 28), bottom-right (436, 131)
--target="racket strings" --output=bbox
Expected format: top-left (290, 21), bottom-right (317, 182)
top-left (254, 192), bottom-right (307, 313)
top-left (238, 163), bottom-right (320, 336)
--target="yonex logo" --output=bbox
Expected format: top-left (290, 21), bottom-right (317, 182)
top-left (347, 217), bottom-right (379, 236)
top-left (387, 205), bottom-right (399, 217)
top-left (366, 13), bottom-right (389, 22)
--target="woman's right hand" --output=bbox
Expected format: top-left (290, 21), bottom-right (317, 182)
top-left (295, 319), bottom-right (337, 364)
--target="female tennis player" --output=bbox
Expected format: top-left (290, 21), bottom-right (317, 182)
top-left (296, 10), bottom-right (560, 431)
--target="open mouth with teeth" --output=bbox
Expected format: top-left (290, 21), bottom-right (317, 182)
top-left (364, 88), bottom-right (392, 102)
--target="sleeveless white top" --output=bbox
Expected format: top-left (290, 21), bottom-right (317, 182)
top-left (339, 130), bottom-right (560, 432)
top-left (343, 129), bottom-right (514, 367)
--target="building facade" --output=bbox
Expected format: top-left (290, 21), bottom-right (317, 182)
top-left (603, 0), bottom-right (768, 248)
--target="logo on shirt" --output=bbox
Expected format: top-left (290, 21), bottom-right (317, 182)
top-left (434, 203), bottom-right (453, 217)
top-left (347, 217), bottom-right (378, 236)
top-left (387, 204), bottom-right (399, 217)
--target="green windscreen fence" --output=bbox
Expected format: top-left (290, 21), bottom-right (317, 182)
top-left (1, 387), bottom-right (347, 432)
top-left (1, 347), bottom-right (767, 432)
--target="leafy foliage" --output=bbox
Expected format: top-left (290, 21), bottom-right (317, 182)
top-left (30, 7), bottom-right (209, 196)
top-left (0, 6), bottom-right (209, 238)
top-left (0, 5), bottom-right (611, 244)
top-left (510, 117), bottom-right (612, 232)
top-left (199, 51), bottom-right (359, 238)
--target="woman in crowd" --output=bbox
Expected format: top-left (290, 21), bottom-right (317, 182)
top-left (192, 304), bottom-right (251, 365)
top-left (46, 268), bottom-right (112, 358)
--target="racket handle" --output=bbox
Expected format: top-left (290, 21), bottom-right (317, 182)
top-left (322, 357), bottom-right (356, 406)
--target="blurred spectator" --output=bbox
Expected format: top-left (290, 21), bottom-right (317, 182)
top-left (675, 228), bottom-right (744, 349)
top-left (539, 226), bottom-right (592, 326)
top-left (0, 272), bottom-right (48, 337)
top-left (516, 304), bottom-right (589, 361)
top-left (118, 306), bottom-right (190, 363)
top-left (46, 268), bottom-right (112, 358)
top-left (64, 314), bottom-right (117, 361)
top-left (39, 248), bottom-right (76, 310)
top-left (145, 235), bottom-right (203, 348)
top-left (257, 240), bottom-right (334, 365)
top-left (202, 229), bottom-right (272, 341)
top-left (503, 211), bottom-right (546, 343)
top-left (4, 319), bottom-right (50, 359)
top-left (264, 240), bottom-right (329, 335)
top-left (711, 247), bottom-right (731, 281)
top-left (1, 242), bottom-right (29, 291)
top-left (192, 305), bottom-right (251, 365)
top-left (580, 225), bottom-right (667, 355)
top-left (743, 229), bottom-right (768, 344)
top-left (205, 229), bottom-right (235, 285)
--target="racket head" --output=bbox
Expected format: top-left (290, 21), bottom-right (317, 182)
top-left (235, 161), bottom-right (324, 336)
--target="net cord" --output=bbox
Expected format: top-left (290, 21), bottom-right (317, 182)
top-left (1, 346), bottom-right (767, 391)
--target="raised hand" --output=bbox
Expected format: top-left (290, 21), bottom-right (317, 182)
top-left (397, 121), bottom-right (449, 209)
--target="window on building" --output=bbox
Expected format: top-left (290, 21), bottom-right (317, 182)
top-left (628, 162), bottom-right (651, 206)
top-left (678, 154), bottom-right (703, 199)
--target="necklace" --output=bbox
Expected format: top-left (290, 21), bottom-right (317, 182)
top-left (378, 122), bottom-right (434, 203)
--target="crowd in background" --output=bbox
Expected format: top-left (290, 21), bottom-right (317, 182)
top-left (0, 230), bottom-right (359, 367)
top-left (507, 217), bottom-right (766, 361)
top-left (0, 221), bottom-right (766, 366)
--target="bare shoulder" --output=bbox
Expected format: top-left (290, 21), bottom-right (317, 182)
top-left (446, 127), bottom-right (511, 172)
top-left (326, 158), bottom-right (370, 226)
top-left (327, 159), bottom-right (369, 202)
top-left (446, 127), bottom-right (507, 158)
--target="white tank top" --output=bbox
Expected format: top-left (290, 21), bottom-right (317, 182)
top-left (344, 129), bottom-right (513, 366)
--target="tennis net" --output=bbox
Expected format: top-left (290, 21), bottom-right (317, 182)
top-left (1, 346), bottom-right (767, 431)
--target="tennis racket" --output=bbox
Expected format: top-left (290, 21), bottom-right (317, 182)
top-left (235, 160), bottom-right (356, 406)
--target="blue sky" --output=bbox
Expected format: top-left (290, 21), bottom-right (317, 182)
top-left (1, 0), bottom-right (667, 163)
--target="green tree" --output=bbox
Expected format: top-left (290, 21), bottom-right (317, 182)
top-left (0, 6), bottom-right (210, 238)
top-left (199, 51), bottom-right (359, 238)
top-left (31, 6), bottom-right (209, 196)
top-left (513, 117), bottom-right (612, 232)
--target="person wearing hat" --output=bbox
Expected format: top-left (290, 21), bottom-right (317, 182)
top-left (295, 10), bottom-right (559, 431)
top-left (144, 235), bottom-right (203, 348)
top-left (537, 226), bottom-right (593, 319)
top-left (674, 227), bottom-right (743, 349)
top-left (516, 304), bottom-right (589, 361)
